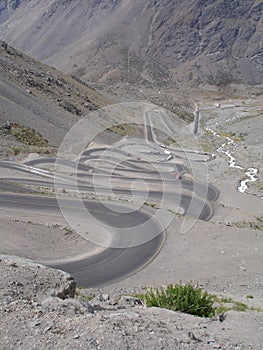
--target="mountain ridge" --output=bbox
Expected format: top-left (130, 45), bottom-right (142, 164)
top-left (0, 0), bottom-right (262, 89)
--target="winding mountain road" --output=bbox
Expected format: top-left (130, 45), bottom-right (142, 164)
top-left (0, 113), bottom-right (218, 287)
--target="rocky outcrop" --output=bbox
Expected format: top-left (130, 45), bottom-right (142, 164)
top-left (0, 255), bottom-right (76, 301)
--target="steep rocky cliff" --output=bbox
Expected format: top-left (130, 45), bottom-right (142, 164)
top-left (0, 0), bottom-right (262, 87)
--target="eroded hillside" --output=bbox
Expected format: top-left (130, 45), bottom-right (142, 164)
top-left (0, 0), bottom-right (262, 88)
top-left (0, 39), bottom-right (113, 154)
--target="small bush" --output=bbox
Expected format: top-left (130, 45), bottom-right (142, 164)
top-left (9, 123), bottom-right (48, 146)
top-left (144, 282), bottom-right (215, 318)
top-left (246, 295), bottom-right (254, 299)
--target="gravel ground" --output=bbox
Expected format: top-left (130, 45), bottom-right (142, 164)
top-left (0, 255), bottom-right (263, 350)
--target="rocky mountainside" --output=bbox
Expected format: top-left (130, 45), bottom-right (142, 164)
top-left (0, 0), bottom-right (21, 24)
top-left (0, 0), bottom-right (262, 89)
top-left (0, 38), bottom-right (113, 154)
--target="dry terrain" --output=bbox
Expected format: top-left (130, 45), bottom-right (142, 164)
top-left (0, 95), bottom-right (263, 349)
top-left (0, 23), bottom-right (262, 350)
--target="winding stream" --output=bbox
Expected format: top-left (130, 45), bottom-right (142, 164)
top-left (238, 168), bottom-right (259, 193)
top-left (205, 126), bottom-right (259, 195)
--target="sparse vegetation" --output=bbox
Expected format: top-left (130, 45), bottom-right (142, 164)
top-left (211, 295), bottom-right (262, 314)
top-left (219, 296), bottom-right (234, 303)
top-left (233, 302), bottom-right (248, 312)
top-left (246, 295), bottom-right (254, 299)
top-left (135, 286), bottom-right (263, 318)
top-left (200, 140), bottom-right (215, 153)
top-left (144, 201), bottom-right (158, 209)
top-left (142, 282), bottom-right (215, 318)
top-left (229, 220), bottom-right (262, 231)
top-left (217, 129), bottom-right (244, 142)
top-left (8, 123), bottom-right (48, 146)
top-left (107, 123), bottom-right (136, 136)
top-left (177, 111), bottom-right (194, 123)
top-left (75, 288), bottom-right (95, 302)
top-left (64, 227), bottom-right (73, 235)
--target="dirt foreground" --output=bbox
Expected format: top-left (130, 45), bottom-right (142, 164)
top-left (0, 254), bottom-right (262, 350)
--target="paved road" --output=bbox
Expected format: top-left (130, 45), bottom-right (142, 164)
top-left (0, 111), bottom-right (218, 287)
top-left (145, 111), bottom-right (155, 142)
top-left (49, 235), bottom-right (164, 287)
top-left (0, 192), bottom-right (165, 287)
top-left (2, 175), bottom-right (218, 202)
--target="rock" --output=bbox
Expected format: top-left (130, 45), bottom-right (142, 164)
top-left (0, 255), bottom-right (76, 302)
top-left (59, 101), bottom-right (81, 115)
top-left (55, 276), bottom-right (76, 300)
top-left (41, 297), bottom-right (94, 315)
top-left (99, 294), bottom-right (110, 302)
top-left (2, 121), bottom-right (13, 130)
top-left (119, 295), bottom-right (145, 307)
top-left (213, 344), bottom-right (222, 349)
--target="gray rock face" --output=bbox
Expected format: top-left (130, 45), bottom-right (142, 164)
top-left (0, 0), bottom-right (262, 86)
top-left (0, 255), bottom-right (76, 301)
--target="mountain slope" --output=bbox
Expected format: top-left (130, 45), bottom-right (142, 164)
top-left (0, 39), bottom-right (113, 153)
top-left (0, 0), bottom-right (22, 24)
top-left (0, 0), bottom-right (262, 88)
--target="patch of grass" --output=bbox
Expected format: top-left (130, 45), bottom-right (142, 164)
top-left (9, 123), bottom-right (48, 146)
top-left (218, 129), bottom-right (244, 142)
top-left (144, 201), bottom-right (158, 209)
top-left (11, 146), bottom-right (28, 156)
top-left (215, 305), bottom-right (231, 314)
top-left (177, 111), bottom-right (194, 123)
top-left (220, 297), bottom-right (234, 303)
top-left (64, 227), bottom-right (73, 235)
top-left (246, 295), bottom-right (254, 299)
top-left (135, 288), bottom-right (263, 317)
top-left (75, 288), bottom-right (95, 302)
top-left (107, 123), bottom-right (136, 137)
top-left (250, 306), bottom-right (263, 312)
top-left (232, 302), bottom-right (247, 312)
top-left (199, 140), bottom-right (215, 153)
top-left (143, 282), bottom-right (215, 318)
top-left (211, 295), bottom-right (262, 314)
top-left (231, 220), bottom-right (262, 230)
top-left (205, 128), bottom-right (244, 143)
top-left (211, 294), bottom-right (232, 303)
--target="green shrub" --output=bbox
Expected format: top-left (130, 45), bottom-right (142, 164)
top-left (144, 282), bottom-right (215, 318)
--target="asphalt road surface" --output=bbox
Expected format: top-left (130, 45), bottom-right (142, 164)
top-left (0, 112), bottom-right (218, 287)
top-left (0, 191), bottom-right (165, 287)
